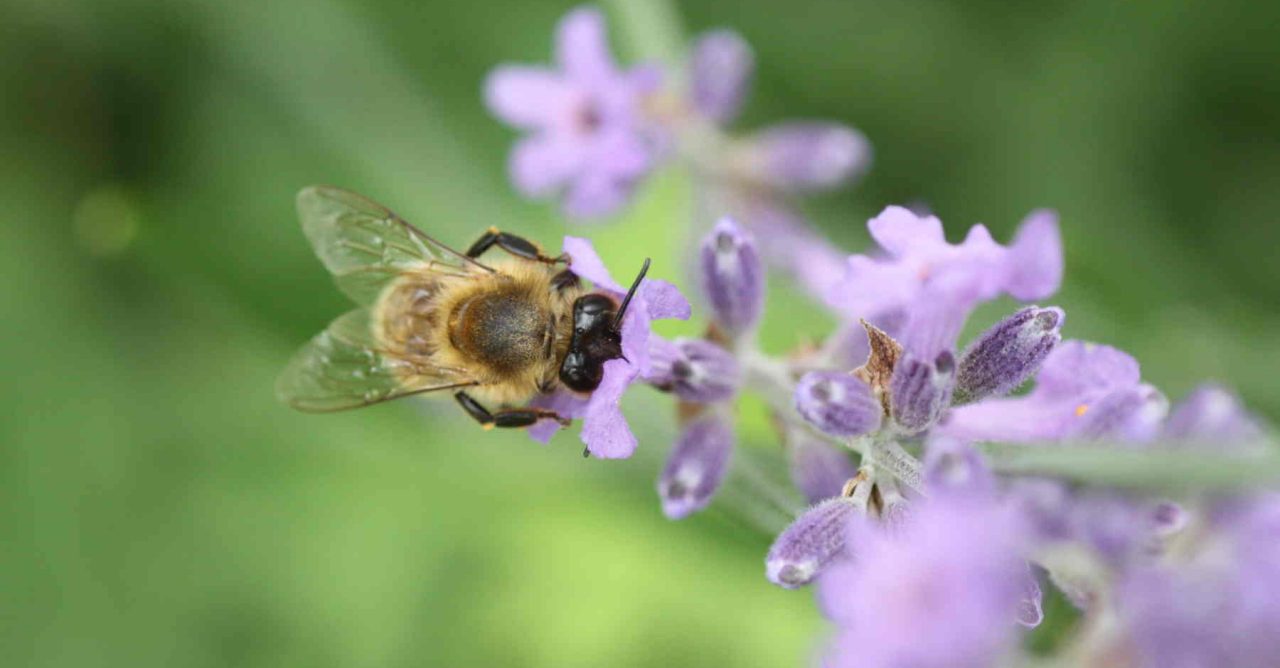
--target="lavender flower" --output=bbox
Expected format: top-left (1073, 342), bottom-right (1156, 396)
top-left (644, 337), bottom-right (740, 403)
top-left (699, 217), bottom-right (764, 336)
top-left (820, 497), bottom-right (1029, 668)
top-left (657, 413), bottom-right (734, 519)
top-left (527, 237), bottom-right (689, 458)
top-left (688, 29), bottom-right (753, 123)
top-left (826, 207), bottom-right (1062, 356)
top-left (794, 371), bottom-right (882, 438)
top-left (484, 7), bottom-right (663, 218)
top-left (954, 305), bottom-right (1064, 404)
top-left (736, 122), bottom-right (871, 192)
top-left (765, 497), bottom-right (860, 589)
top-left (942, 340), bottom-right (1168, 444)
top-left (889, 350), bottom-right (955, 434)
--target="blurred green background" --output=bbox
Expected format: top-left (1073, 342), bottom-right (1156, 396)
top-left (3, 0), bottom-right (1278, 666)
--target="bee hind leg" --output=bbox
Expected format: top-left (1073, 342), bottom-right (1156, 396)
top-left (466, 227), bottom-right (567, 264)
top-left (454, 391), bottom-right (572, 429)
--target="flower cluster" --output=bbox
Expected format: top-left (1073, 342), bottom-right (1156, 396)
top-left (478, 6), bottom-right (1278, 668)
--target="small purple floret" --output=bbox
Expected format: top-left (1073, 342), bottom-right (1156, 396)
top-left (794, 371), bottom-right (882, 438)
top-left (889, 350), bottom-right (956, 434)
top-left (955, 305), bottom-right (1064, 404)
top-left (688, 29), bottom-right (753, 124)
top-left (645, 337), bottom-right (740, 404)
top-left (699, 217), bottom-right (765, 336)
top-left (766, 497), bottom-right (860, 589)
top-left (657, 414), bottom-right (734, 519)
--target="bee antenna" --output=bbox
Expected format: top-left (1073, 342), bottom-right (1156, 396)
top-left (611, 257), bottom-right (650, 332)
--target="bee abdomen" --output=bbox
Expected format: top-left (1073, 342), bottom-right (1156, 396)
top-left (449, 290), bottom-right (549, 374)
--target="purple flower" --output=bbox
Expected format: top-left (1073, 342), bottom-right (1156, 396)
top-left (699, 217), bottom-right (765, 337)
top-left (954, 306), bottom-right (1064, 404)
top-left (794, 371), bottom-right (883, 438)
top-left (737, 122), bottom-right (871, 192)
top-left (688, 29), bottom-right (753, 123)
top-left (820, 496), bottom-right (1029, 668)
top-left (657, 413), bottom-right (734, 519)
top-left (923, 435), bottom-right (996, 497)
top-left (1117, 497), bottom-right (1280, 668)
top-left (766, 497), bottom-right (861, 589)
top-left (941, 340), bottom-right (1168, 445)
top-left (527, 237), bottom-right (689, 458)
top-left (644, 337), bottom-right (740, 403)
top-left (484, 7), bottom-right (663, 218)
top-left (826, 207), bottom-right (1062, 357)
top-left (1163, 383), bottom-right (1264, 446)
top-left (786, 426), bottom-right (859, 504)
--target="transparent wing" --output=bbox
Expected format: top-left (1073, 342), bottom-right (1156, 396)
top-left (277, 309), bottom-right (477, 412)
top-left (295, 185), bottom-right (494, 305)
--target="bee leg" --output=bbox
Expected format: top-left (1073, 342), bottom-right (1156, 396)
top-left (454, 391), bottom-right (571, 430)
top-left (466, 227), bottom-right (567, 264)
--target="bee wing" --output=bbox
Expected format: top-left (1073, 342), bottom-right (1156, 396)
top-left (277, 309), bottom-right (477, 412)
top-left (296, 185), bottom-right (495, 305)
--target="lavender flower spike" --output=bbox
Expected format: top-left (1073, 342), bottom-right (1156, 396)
top-left (484, 7), bottom-right (663, 218)
top-left (700, 217), bottom-right (764, 337)
top-left (889, 350), bottom-right (956, 434)
top-left (954, 305), bottom-right (1064, 404)
top-left (645, 337), bottom-right (740, 403)
top-left (657, 413), bottom-right (734, 519)
top-left (739, 122), bottom-right (871, 192)
top-left (766, 497), bottom-right (860, 588)
top-left (794, 371), bottom-right (882, 438)
top-left (689, 29), bottom-right (753, 124)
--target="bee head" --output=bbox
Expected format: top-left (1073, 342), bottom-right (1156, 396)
top-left (559, 258), bottom-right (650, 393)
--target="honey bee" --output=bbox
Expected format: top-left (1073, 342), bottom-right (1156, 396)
top-left (277, 186), bottom-right (650, 430)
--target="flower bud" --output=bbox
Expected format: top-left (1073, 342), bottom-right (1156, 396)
top-left (923, 436), bottom-right (995, 497)
top-left (646, 337), bottom-right (740, 403)
top-left (1017, 567), bottom-right (1045, 628)
top-left (954, 306), bottom-right (1064, 404)
top-left (1072, 384), bottom-right (1168, 444)
top-left (699, 217), bottom-right (764, 336)
top-left (689, 29), bottom-right (753, 124)
top-left (889, 351), bottom-right (955, 434)
top-left (794, 371), bottom-right (882, 438)
top-left (786, 428), bottom-right (858, 504)
top-left (766, 497), bottom-right (859, 588)
top-left (744, 122), bottom-right (870, 192)
top-left (657, 414), bottom-right (734, 519)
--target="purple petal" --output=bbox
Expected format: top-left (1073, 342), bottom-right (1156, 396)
top-left (555, 6), bottom-right (616, 83)
top-left (588, 127), bottom-right (654, 180)
top-left (1035, 340), bottom-right (1141, 400)
top-left (867, 206), bottom-right (946, 257)
top-left (509, 134), bottom-right (585, 196)
top-left (1006, 209), bottom-right (1063, 301)
top-left (562, 171), bottom-right (632, 218)
top-left (562, 236), bottom-right (622, 291)
top-left (1163, 383), bottom-right (1264, 445)
top-left (527, 390), bottom-right (589, 443)
top-left (483, 65), bottom-right (574, 129)
top-left (741, 200), bottom-right (847, 300)
top-left (580, 357), bottom-right (638, 458)
top-left (689, 29), bottom-right (754, 123)
top-left (640, 279), bottom-right (691, 320)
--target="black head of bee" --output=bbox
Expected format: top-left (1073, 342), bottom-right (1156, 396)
top-left (559, 258), bottom-right (651, 393)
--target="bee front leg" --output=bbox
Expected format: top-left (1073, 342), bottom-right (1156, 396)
top-left (466, 227), bottom-right (567, 265)
top-left (454, 391), bottom-right (571, 430)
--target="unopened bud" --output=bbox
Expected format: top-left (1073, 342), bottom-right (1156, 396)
top-left (689, 29), bottom-right (753, 123)
top-left (699, 217), bottom-right (764, 336)
top-left (657, 414), bottom-right (734, 519)
top-left (765, 497), bottom-right (859, 588)
top-left (744, 122), bottom-right (870, 192)
top-left (1017, 567), bottom-right (1045, 628)
top-left (955, 306), bottom-right (1064, 404)
top-left (646, 337), bottom-right (740, 403)
top-left (794, 371), bottom-right (882, 438)
top-left (923, 436), bottom-right (994, 497)
top-left (889, 351), bottom-right (956, 434)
